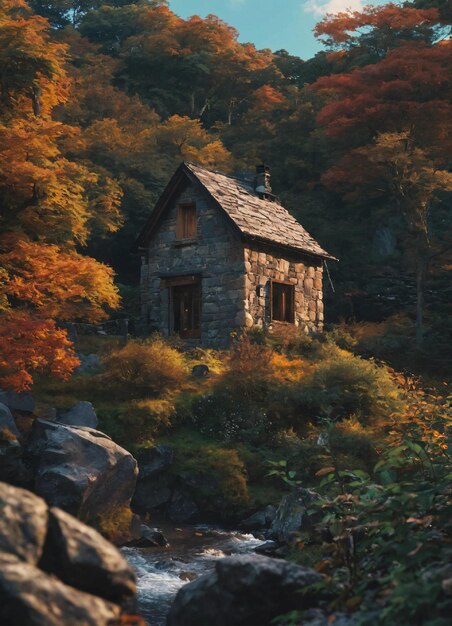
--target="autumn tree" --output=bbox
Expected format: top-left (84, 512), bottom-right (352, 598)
top-left (313, 3), bottom-right (451, 343)
top-left (0, 0), bottom-right (121, 390)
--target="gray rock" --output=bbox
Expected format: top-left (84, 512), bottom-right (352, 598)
top-left (57, 401), bottom-right (98, 428)
top-left (133, 479), bottom-right (173, 511)
top-left (167, 489), bottom-right (199, 523)
top-left (0, 402), bottom-right (20, 438)
top-left (40, 506), bottom-right (136, 605)
top-left (240, 505), bottom-right (276, 530)
top-left (132, 446), bottom-right (175, 512)
top-left (0, 435), bottom-right (31, 487)
top-left (26, 419), bottom-right (138, 520)
top-left (0, 557), bottom-right (120, 626)
top-left (167, 554), bottom-right (322, 626)
top-left (270, 488), bottom-right (322, 543)
top-left (191, 364), bottom-right (210, 378)
top-left (126, 524), bottom-right (169, 548)
top-left (138, 445), bottom-right (174, 480)
top-left (0, 391), bottom-right (34, 413)
top-left (0, 482), bottom-right (48, 564)
top-left (254, 540), bottom-right (288, 558)
top-left (74, 353), bottom-right (102, 374)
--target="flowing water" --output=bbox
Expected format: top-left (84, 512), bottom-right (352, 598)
top-left (122, 524), bottom-right (264, 626)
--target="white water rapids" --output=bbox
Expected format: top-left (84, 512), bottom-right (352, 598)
top-left (122, 525), bottom-right (264, 626)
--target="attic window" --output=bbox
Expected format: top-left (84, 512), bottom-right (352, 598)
top-left (271, 281), bottom-right (295, 323)
top-left (176, 204), bottom-right (197, 240)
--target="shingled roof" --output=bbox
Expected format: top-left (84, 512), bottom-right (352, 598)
top-left (138, 162), bottom-right (335, 260)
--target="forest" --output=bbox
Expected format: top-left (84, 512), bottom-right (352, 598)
top-left (0, 1), bottom-right (451, 626)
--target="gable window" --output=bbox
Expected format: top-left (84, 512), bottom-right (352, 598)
top-left (176, 203), bottom-right (197, 240)
top-left (271, 281), bottom-right (295, 323)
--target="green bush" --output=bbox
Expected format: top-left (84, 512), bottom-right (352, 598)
top-left (289, 351), bottom-right (403, 424)
top-left (100, 337), bottom-right (187, 399)
top-left (169, 438), bottom-right (250, 521)
top-left (191, 390), bottom-right (271, 445)
top-left (118, 398), bottom-right (175, 446)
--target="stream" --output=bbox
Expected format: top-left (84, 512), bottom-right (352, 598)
top-left (122, 524), bottom-right (265, 626)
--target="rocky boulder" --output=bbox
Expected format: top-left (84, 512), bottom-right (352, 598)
top-left (126, 523), bottom-right (169, 548)
top-left (0, 390), bottom-right (34, 413)
top-left (132, 445), bottom-right (174, 512)
top-left (270, 488), bottom-right (322, 543)
top-left (167, 489), bottom-right (199, 523)
top-left (56, 401), bottom-right (98, 428)
top-left (167, 554), bottom-right (322, 626)
top-left (0, 402), bottom-right (20, 438)
top-left (0, 482), bottom-right (48, 564)
top-left (240, 505), bottom-right (277, 531)
top-left (26, 419), bottom-right (138, 520)
top-left (138, 445), bottom-right (174, 480)
top-left (41, 506), bottom-right (136, 604)
top-left (74, 353), bottom-right (101, 374)
top-left (0, 481), bottom-right (136, 625)
top-left (0, 428), bottom-right (31, 486)
top-left (0, 557), bottom-right (121, 626)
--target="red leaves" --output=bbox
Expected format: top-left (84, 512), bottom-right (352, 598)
top-left (313, 43), bottom-right (452, 146)
top-left (0, 314), bottom-right (79, 391)
top-left (314, 4), bottom-right (440, 47)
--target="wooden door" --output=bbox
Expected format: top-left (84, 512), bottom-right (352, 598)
top-left (172, 283), bottom-right (201, 338)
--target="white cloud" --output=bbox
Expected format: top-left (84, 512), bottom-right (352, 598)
top-left (303, 0), bottom-right (363, 17)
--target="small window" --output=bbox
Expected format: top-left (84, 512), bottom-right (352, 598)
top-left (271, 281), bottom-right (295, 323)
top-left (176, 204), bottom-right (197, 239)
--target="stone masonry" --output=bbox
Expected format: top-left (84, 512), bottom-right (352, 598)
top-left (140, 182), bottom-right (245, 347)
top-left (244, 246), bottom-right (324, 333)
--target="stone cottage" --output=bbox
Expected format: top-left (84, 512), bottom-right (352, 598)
top-left (137, 162), bottom-right (335, 347)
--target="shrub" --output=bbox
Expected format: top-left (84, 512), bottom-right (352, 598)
top-left (191, 390), bottom-right (271, 445)
top-left (96, 505), bottom-right (134, 545)
top-left (286, 351), bottom-right (403, 424)
top-left (220, 334), bottom-right (274, 399)
top-left (174, 445), bottom-right (250, 521)
top-left (100, 337), bottom-right (186, 399)
top-left (115, 398), bottom-right (175, 446)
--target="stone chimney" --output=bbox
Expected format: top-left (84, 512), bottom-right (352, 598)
top-left (254, 164), bottom-right (272, 197)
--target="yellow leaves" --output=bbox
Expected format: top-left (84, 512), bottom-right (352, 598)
top-left (0, 2), bottom-right (68, 118)
top-left (154, 115), bottom-right (233, 171)
top-left (1, 241), bottom-right (120, 322)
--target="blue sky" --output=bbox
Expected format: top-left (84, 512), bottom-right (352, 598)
top-left (168, 0), bottom-right (387, 59)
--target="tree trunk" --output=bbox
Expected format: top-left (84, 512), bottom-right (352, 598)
top-left (415, 255), bottom-right (427, 347)
top-left (31, 85), bottom-right (41, 117)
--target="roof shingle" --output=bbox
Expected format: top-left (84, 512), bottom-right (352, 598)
top-left (185, 162), bottom-right (333, 259)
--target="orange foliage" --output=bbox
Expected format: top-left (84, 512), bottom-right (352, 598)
top-left (252, 85), bottom-right (286, 111)
top-left (0, 1), bottom-right (121, 390)
top-left (2, 241), bottom-right (120, 322)
top-left (0, 313), bottom-right (79, 391)
top-left (314, 3), bottom-right (440, 46)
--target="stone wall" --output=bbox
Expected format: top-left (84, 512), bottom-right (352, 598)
top-left (244, 245), bottom-right (324, 333)
top-left (140, 181), bottom-right (245, 347)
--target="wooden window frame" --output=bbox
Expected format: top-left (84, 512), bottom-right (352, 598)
top-left (176, 203), bottom-right (197, 240)
top-left (271, 280), bottom-right (295, 324)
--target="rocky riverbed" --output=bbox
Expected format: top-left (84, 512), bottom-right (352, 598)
top-left (123, 524), bottom-right (265, 626)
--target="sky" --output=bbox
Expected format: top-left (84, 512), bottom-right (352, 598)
top-left (168, 0), bottom-right (387, 59)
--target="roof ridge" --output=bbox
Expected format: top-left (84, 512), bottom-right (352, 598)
top-left (184, 161), bottom-right (253, 187)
